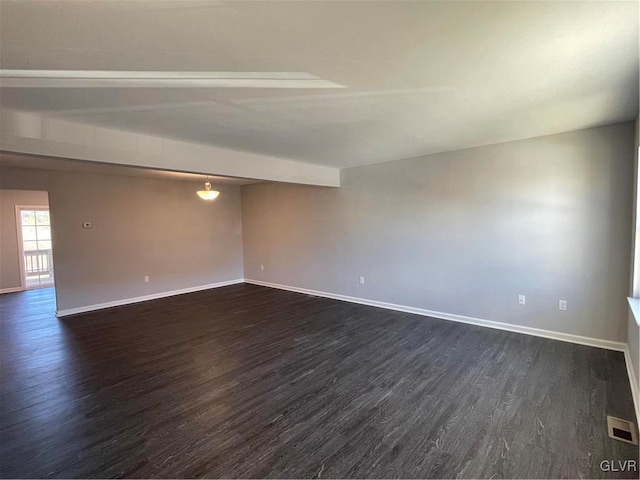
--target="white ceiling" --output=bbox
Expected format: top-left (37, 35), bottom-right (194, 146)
top-left (0, 153), bottom-right (259, 185)
top-left (1, 0), bottom-right (638, 169)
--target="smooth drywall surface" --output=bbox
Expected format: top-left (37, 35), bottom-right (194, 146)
top-left (0, 189), bottom-right (49, 290)
top-left (0, 166), bottom-right (243, 311)
top-left (242, 123), bottom-right (635, 342)
top-left (1, 108), bottom-right (341, 187)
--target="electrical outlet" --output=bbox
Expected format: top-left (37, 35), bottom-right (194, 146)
top-left (518, 295), bottom-right (526, 305)
top-left (559, 300), bottom-right (567, 311)
top-left (144, 276), bottom-right (150, 283)
top-left (260, 265), bottom-right (264, 271)
top-left (359, 276), bottom-right (365, 285)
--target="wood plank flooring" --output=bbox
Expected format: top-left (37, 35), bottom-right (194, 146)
top-left (1, 284), bottom-right (638, 478)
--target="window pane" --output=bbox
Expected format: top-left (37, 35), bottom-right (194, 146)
top-left (37, 226), bottom-right (51, 240)
top-left (35, 211), bottom-right (50, 225)
top-left (37, 240), bottom-right (52, 250)
top-left (23, 241), bottom-right (37, 251)
top-left (21, 211), bottom-right (35, 225)
top-left (22, 226), bottom-right (36, 241)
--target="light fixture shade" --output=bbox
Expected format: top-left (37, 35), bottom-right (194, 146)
top-left (197, 180), bottom-right (220, 200)
top-left (197, 190), bottom-right (220, 200)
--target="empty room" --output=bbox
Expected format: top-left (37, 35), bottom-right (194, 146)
top-left (0, 1), bottom-right (639, 479)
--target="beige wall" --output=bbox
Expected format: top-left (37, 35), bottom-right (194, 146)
top-left (0, 189), bottom-right (49, 291)
top-left (0, 167), bottom-right (244, 311)
top-left (242, 122), bottom-right (635, 342)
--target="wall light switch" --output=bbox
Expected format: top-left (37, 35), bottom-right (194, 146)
top-left (260, 265), bottom-right (265, 271)
top-left (82, 222), bottom-right (93, 228)
top-left (559, 300), bottom-right (567, 311)
top-left (518, 295), bottom-right (526, 305)
top-left (359, 276), bottom-right (365, 284)
top-left (144, 276), bottom-right (150, 283)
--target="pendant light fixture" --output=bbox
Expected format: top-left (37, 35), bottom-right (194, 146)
top-left (197, 177), bottom-right (220, 201)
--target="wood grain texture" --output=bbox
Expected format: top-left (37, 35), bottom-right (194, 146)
top-left (1, 285), bottom-right (638, 479)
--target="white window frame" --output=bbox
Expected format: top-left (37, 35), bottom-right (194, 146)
top-left (14, 205), bottom-right (53, 290)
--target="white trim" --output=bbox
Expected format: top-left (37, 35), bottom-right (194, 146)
top-left (246, 279), bottom-right (640, 417)
top-left (0, 285), bottom-right (54, 294)
top-left (15, 205), bottom-right (53, 290)
top-left (51, 277), bottom-right (638, 418)
top-left (0, 71), bottom-right (324, 79)
top-left (54, 279), bottom-right (244, 317)
top-left (627, 297), bottom-right (640, 327)
top-left (0, 70), bottom-right (345, 89)
top-left (623, 344), bottom-right (640, 423)
top-left (15, 206), bottom-right (25, 290)
top-left (245, 279), bottom-right (627, 352)
top-left (0, 286), bottom-right (23, 294)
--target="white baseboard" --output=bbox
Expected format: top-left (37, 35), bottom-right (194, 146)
top-left (0, 286), bottom-right (23, 294)
top-left (623, 345), bottom-right (640, 423)
top-left (54, 279), bottom-right (244, 317)
top-left (246, 279), bottom-right (639, 419)
top-left (52, 276), bottom-right (639, 421)
top-left (245, 279), bottom-right (627, 352)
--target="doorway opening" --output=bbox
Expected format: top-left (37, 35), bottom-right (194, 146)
top-left (16, 206), bottom-right (55, 288)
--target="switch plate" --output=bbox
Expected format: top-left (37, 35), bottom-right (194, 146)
top-left (359, 276), bottom-right (365, 284)
top-left (260, 265), bottom-right (265, 271)
top-left (518, 295), bottom-right (526, 305)
top-left (559, 300), bottom-right (567, 311)
top-left (144, 276), bottom-right (149, 283)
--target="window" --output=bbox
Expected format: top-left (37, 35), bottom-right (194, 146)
top-left (17, 207), bottom-right (54, 288)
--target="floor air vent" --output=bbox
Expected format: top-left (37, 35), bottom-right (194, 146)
top-left (607, 415), bottom-right (638, 445)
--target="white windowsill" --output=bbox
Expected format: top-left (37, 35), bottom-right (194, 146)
top-left (627, 297), bottom-right (640, 327)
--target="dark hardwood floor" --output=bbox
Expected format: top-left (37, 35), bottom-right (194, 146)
top-left (1, 284), bottom-right (638, 479)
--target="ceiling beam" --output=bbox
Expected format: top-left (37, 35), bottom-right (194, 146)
top-left (0, 70), bottom-right (346, 89)
top-left (0, 108), bottom-right (340, 187)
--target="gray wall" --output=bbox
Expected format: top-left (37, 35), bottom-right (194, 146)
top-left (0, 167), bottom-right (244, 311)
top-left (242, 122), bottom-right (635, 342)
top-left (0, 189), bottom-right (49, 290)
